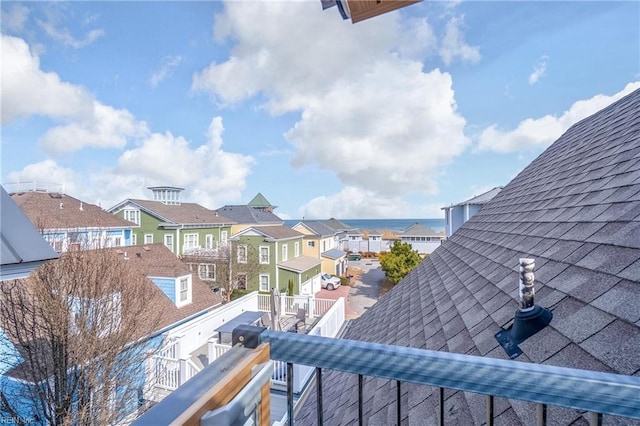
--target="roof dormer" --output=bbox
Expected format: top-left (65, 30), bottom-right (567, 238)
top-left (148, 186), bottom-right (184, 205)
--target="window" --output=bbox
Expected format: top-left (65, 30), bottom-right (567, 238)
top-left (178, 278), bottom-right (189, 303)
top-left (205, 234), bottom-right (214, 249)
top-left (144, 234), bottom-right (153, 244)
top-left (164, 234), bottom-right (174, 252)
top-left (259, 246), bottom-right (270, 264)
top-left (124, 209), bottom-right (140, 225)
top-left (294, 242), bottom-right (300, 257)
top-left (183, 233), bottom-right (199, 250)
top-left (282, 245), bottom-right (288, 261)
top-left (259, 274), bottom-right (270, 292)
top-left (198, 264), bottom-right (215, 281)
top-left (131, 233), bottom-right (137, 245)
top-left (221, 231), bottom-right (228, 245)
top-left (237, 245), bottom-right (248, 263)
top-left (307, 241), bottom-right (315, 248)
top-left (70, 293), bottom-right (122, 338)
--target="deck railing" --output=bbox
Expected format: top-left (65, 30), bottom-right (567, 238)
top-left (137, 328), bottom-right (640, 425)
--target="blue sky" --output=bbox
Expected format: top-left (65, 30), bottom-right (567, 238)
top-left (1, 1), bottom-right (638, 220)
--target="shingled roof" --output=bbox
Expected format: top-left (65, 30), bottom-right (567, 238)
top-left (215, 205), bottom-right (283, 225)
top-left (112, 199), bottom-right (235, 226)
top-left (296, 89), bottom-right (640, 425)
top-left (11, 191), bottom-right (135, 230)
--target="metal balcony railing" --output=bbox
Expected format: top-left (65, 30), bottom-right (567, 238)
top-left (135, 326), bottom-right (640, 425)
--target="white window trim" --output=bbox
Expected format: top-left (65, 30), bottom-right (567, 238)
top-left (176, 275), bottom-right (192, 307)
top-left (205, 234), bottom-right (214, 249)
top-left (237, 245), bottom-right (248, 264)
top-left (123, 209), bottom-right (141, 226)
top-left (294, 242), bottom-right (300, 257)
top-left (236, 273), bottom-right (247, 290)
top-left (259, 274), bottom-right (270, 292)
top-left (282, 244), bottom-right (288, 262)
top-left (198, 264), bottom-right (216, 281)
top-left (183, 233), bottom-right (199, 250)
top-left (144, 234), bottom-right (153, 244)
top-left (164, 234), bottom-right (174, 252)
top-left (259, 246), bottom-right (270, 264)
top-left (131, 233), bottom-right (137, 245)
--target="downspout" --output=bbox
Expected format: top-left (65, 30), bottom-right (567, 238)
top-left (275, 241), bottom-right (279, 291)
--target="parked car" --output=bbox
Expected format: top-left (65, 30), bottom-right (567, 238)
top-left (347, 253), bottom-right (361, 261)
top-left (321, 273), bottom-right (341, 291)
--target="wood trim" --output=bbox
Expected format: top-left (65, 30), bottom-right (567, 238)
top-left (171, 343), bottom-right (271, 426)
top-left (347, 0), bottom-right (422, 23)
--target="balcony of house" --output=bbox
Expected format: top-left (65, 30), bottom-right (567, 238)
top-left (143, 290), bottom-right (346, 422)
top-left (135, 326), bottom-right (640, 426)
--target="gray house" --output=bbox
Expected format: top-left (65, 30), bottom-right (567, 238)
top-left (442, 186), bottom-right (502, 237)
top-left (296, 89), bottom-right (640, 425)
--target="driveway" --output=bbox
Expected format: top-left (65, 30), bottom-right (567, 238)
top-left (345, 259), bottom-right (384, 318)
top-left (315, 259), bottom-right (384, 319)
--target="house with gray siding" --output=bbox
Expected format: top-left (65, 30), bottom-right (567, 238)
top-left (398, 222), bottom-right (446, 254)
top-left (442, 186), bottom-right (502, 237)
top-left (296, 88), bottom-right (640, 425)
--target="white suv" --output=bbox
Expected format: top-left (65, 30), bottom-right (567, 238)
top-left (321, 273), bottom-right (341, 291)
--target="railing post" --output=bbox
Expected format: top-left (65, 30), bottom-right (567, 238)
top-left (316, 367), bottom-right (323, 425)
top-left (537, 404), bottom-right (547, 426)
top-left (308, 296), bottom-right (314, 317)
top-left (179, 357), bottom-right (188, 386)
top-left (287, 362), bottom-right (294, 426)
top-left (438, 387), bottom-right (444, 426)
top-left (590, 412), bottom-right (603, 426)
top-left (486, 395), bottom-right (494, 426)
top-left (396, 380), bottom-right (401, 425)
top-left (207, 336), bottom-right (218, 363)
top-left (358, 374), bottom-right (364, 426)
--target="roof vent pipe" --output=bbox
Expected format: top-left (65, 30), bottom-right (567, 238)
top-left (495, 258), bottom-right (553, 359)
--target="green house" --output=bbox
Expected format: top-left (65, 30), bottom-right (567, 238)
top-left (230, 225), bottom-right (322, 295)
top-left (108, 187), bottom-right (235, 257)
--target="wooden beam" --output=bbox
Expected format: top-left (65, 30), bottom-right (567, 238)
top-left (347, 0), bottom-right (422, 24)
top-left (172, 343), bottom-right (271, 426)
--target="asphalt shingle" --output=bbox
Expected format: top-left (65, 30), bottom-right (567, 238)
top-left (295, 89), bottom-right (640, 425)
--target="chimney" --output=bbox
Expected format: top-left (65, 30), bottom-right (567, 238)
top-left (495, 258), bottom-right (553, 359)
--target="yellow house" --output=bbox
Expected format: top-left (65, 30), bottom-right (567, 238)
top-left (291, 220), bottom-right (347, 276)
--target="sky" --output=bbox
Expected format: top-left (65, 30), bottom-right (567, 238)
top-left (1, 1), bottom-right (639, 220)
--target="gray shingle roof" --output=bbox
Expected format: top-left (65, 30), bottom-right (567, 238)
top-left (294, 220), bottom-right (337, 237)
top-left (1, 187), bottom-right (59, 280)
top-left (215, 205), bottom-right (283, 225)
top-left (296, 89), bottom-right (640, 425)
top-left (400, 222), bottom-right (441, 236)
top-left (445, 186), bottom-right (504, 208)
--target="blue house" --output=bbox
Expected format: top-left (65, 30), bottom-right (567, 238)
top-left (9, 186), bottom-right (136, 251)
top-left (0, 243), bottom-right (222, 424)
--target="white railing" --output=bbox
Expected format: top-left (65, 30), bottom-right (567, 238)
top-left (212, 343), bottom-right (232, 362)
top-left (257, 293), bottom-right (271, 312)
top-left (314, 298), bottom-right (336, 316)
top-left (270, 297), bottom-right (346, 392)
top-left (153, 356), bottom-right (181, 391)
top-left (158, 339), bottom-right (179, 359)
top-left (256, 293), bottom-right (337, 318)
top-left (185, 358), bottom-right (201, 382)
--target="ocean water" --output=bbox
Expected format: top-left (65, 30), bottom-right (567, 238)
top-left (284, 218), bottom-right (445, 232)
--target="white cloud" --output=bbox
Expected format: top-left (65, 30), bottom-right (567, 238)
top-left (149, 55), bottom-right (182, 88)
top-left (113, 117), bottom-right (255, 209)
top-left (439, 16), bottom-right (481, 66)
top-left (299, 187), bottom-right (444, 219)
top-left (193, 1), bottom-right (470, 202)
top-left (478, 81), bottom-right (640, 153)
top-left (1, 4), bottom-right (30, 33)
top-left (528, 55), bottom-right (548, 85)
top-left (1, 34), bottom-right (149, 151)
top-left (35, 7), bottom-right (104, 49)
top-left (7, 160), bottom-right (78, 195)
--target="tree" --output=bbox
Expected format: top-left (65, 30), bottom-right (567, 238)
top-left (0, 249), bottom-right (163, 425)
top-left (379, 241), bottom-right (422, 285)
top-left (182, 239), bottom-right (263, 303)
